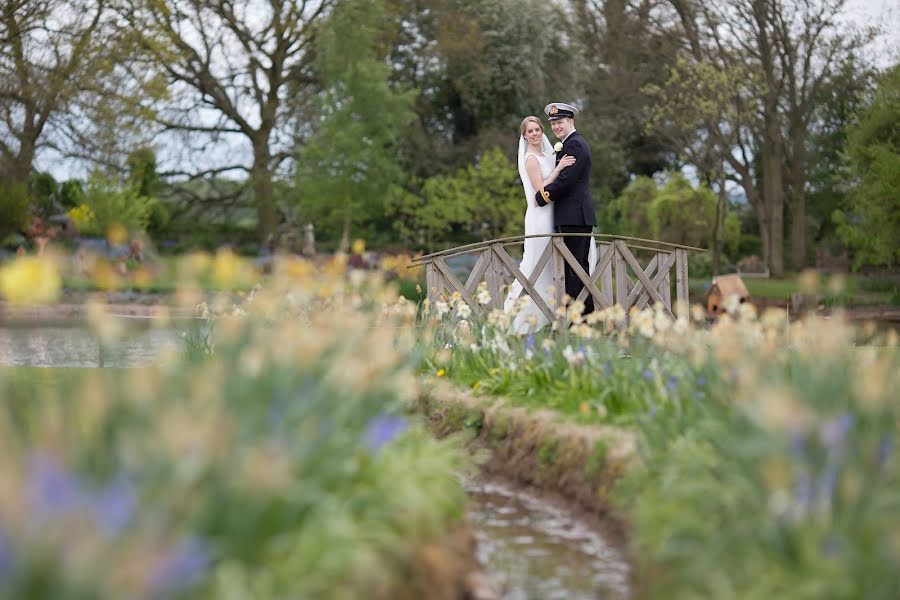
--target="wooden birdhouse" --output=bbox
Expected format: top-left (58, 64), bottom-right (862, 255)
top-left (705, 274), bottom-right (750, 317)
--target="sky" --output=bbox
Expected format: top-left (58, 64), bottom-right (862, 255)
top-left (845, 0), bottom-right (900, 65)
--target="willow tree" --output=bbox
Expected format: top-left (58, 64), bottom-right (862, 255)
top-left (118, 0), bottom-right (332, 244)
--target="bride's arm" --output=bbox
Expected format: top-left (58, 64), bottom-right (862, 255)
top-left (525, 155), bottom-right (576, 192)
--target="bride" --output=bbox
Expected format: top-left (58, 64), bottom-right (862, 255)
top-left (504, 116), bottom-right (575, 333)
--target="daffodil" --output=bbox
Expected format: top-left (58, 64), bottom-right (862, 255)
top-left (0, 256), bottom-right (62, 304)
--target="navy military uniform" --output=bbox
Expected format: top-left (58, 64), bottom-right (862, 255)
top-left (535, 102), bottom-right (597, 312)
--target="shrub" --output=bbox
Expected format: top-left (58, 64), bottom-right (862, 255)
top-left (74, 174), bottom-right (151, 238)
top-left (0, 182), bottom-right (30, 242)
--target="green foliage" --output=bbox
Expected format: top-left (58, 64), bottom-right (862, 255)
top-left (387, 147), bottom-right (522, 250)
top-left (835, 64), bottom-right (900, 268)
top-left (296, 0), bottom-right (416, 247)
top-left (0, 182), bottom-right (30, 242)
top-left (31, 172), bottom-right (59, 218)
top-left (59, 180), bottom-right (85, 209)
top-left (126, 147), bottom-right (161, 198)
top-left (76, 174), bottom-right (151, 237)
top-left (606, 173), bottom-right (739, 253)
top-left (0, 273), bottom-right (468, 599)
top-left (805, 57), bottom-right (876, 250)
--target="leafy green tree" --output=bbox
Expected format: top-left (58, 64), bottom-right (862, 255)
top-left (834, 64), bottom-right (900, 268)
top-left (297, 0), bottom-right (416, 252)
top-left (75, 174), bottom-right (151, 238)
top-left (59, 180), bottom-right (85, 209)
top-left (0, 183), bottom-right (30, 242)
top-left (387, 148), bottom-right (521, 251)
top-left (804, 57), bottom-right (875, 253)
top-left (31, 173), bottom-right (60, 218)
top-left (603, 176), bottom-right (657, 236)
top-left (606, 173), bottom-right (739, 253)
top-left (126, 148), bottom-right (160, 198)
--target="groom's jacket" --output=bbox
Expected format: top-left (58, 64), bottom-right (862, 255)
top-left (535, 130), bottom-right (597, 227)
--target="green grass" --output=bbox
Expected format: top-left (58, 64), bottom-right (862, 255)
top-left (690, 272), bottom-right (899, 307)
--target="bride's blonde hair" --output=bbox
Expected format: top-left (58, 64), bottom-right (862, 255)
top-left (520, 116), bottom-right (543, 138)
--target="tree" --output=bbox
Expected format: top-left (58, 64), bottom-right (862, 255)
top-left (606, 173), bottom-right (740, 253)
top-left (118, 0), bottom-right (333, 244)
top-left (296, 0), bottom-right (415, 252)
top-left (656, 0), bottom-right (873, 277)
top-left (383, 0), bottom-right (575, 175)
top-left (834, 64), bottom-right (900, 268)
top-left (804, 56), bottom-right (875, 251)
top-left (386, 147), bottom-right (522, 251)
top-left (0, 0), bottom-right (111, 184)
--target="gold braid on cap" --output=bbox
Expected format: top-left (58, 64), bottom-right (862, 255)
top-left (540, 188), bottom-right (551, 203)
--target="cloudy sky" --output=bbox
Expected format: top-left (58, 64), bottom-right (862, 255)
top-left (846, 0), bottom-right (900, 64)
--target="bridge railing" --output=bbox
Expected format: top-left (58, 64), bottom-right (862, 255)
top-left (410, 234), bottom-right (706, 320)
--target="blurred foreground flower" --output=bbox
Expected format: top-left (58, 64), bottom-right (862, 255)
top-left (0, 256), bottom-right (62, 304)
top-left (364, 415), bottom-right (409, 453)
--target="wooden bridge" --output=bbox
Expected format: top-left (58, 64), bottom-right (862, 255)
top-left (410, 234), bottom-right (706, 321)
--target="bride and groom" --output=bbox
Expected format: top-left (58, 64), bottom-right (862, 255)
top-left (504, 102), bottom-right (597, 333)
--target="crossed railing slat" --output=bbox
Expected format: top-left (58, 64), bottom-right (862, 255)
top-left (412, 234), bottom-right (703, 320)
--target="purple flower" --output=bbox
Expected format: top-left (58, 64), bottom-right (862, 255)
top-left (820, 413), bottom-right (853, 451)
top-left (26, 453), bottom-right (82, 520)
top-left (817, 465), bottom-right (839, 506)
top-left (146, 536), bottom-right (210, 598)
top-left (602, 362), bottom-right (611, 375)
top-left (794, 470), bottom-right (814, 511)
top-left (525, 334), bottom-right (535, 350)
top-left (696, 375), bottom-right (707, 387)
top-left (878, 434), bottom-right (894, 468)
top-left (789, 431), bottom-right (807, 457)
top-left (92, 475), bottom-right (136, 535)
top-left (642, 369), bottom-right (653, 380)
top-left (364, 415), bottom-right (409, 453)
top-left (666, 375), bottom-right (678, 392)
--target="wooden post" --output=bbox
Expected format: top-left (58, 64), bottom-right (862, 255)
top-left (551, 235), bottom-right (566, 313)
top-left (426, 262), bottom-right (439, 303)
top-left (657, 251), bottom-right (672, 313)
top-left (599, 242), bottom-right (613, 308)
top-left (675, 248), bottom-right (689, 315)
top-left (614, 241), bottom-right (629, 310)
top-left (488, 244), bottom-right (506, 311)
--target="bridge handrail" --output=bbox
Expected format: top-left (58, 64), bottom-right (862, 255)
top-left (408, 233), bottom-right (706, 265)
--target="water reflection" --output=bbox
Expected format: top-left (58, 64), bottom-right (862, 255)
top-left (466, 479), bottom-right (630, 600)
top-left (0, 325), bottom-right (179, 368)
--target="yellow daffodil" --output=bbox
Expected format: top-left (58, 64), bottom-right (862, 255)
top-left (0, 256), bottom-right (62, 304)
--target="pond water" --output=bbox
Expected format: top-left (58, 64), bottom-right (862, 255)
top-left (0, 323), bottom-right (180, 368)
top-left (1, 321), bottom-right (631, 599)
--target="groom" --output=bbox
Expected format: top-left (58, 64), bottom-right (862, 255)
top-left (535, 102), bottom-right (597, 314)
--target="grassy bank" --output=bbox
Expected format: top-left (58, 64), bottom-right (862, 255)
top-left (418, 297), bottom-right (900, 598)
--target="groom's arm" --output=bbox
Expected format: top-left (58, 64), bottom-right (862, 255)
top-left (535, 138), bottom-right (588, 207)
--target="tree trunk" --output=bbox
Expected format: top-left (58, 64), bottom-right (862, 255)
top-left (338, 210), bottom-right (351, 254)
top-left (763, 109), bottom-right (784, 278)
top-left (790, 129), bottom-right (807, 270)
top-left (251, 142), bottom-right (276, 248)
top-left (711, 179), bottom-right (728, 276)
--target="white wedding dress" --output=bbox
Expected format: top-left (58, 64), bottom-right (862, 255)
top-left (504, 134), bottom-right (597, 334)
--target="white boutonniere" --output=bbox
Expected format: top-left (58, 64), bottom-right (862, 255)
top-left (554, 142), bottom-right (563, 153)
